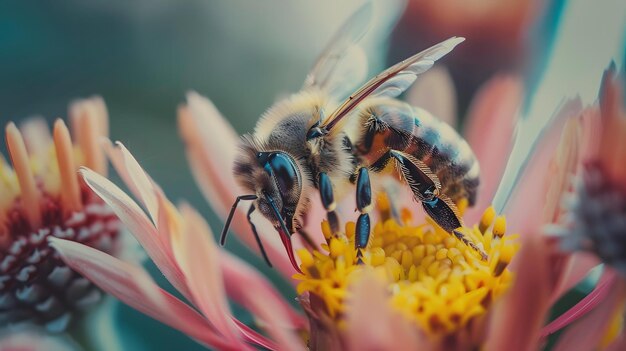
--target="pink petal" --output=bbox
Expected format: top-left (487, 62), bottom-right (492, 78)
top-left (116, 142), bottom-right (160, 227)
top-left (49, 238), bottom-right (241, 351)
top-left (405, 65), bottom-right (458, 127)
top-left (552, 271), bottom-right (625, 351)
top-left (175, 203), bottom-right (246, 348)
top-left (606, 334), bottom-right (626, 351)
top-left (346, 272), bottom-right (423, 351)
top-left (221, 251), bottom-right (308, 330)
top-left (550, 252), bottom-right (600, 304)
top-left (485, 234), bottom-right (551, 351)
top-left (241, 281), bottom-right (306, 351)
top-left (463, 75), bottom-right (522, 222)
top-left (102, 138), bottom-right (139, 198)
top-left (79, 167), bottom-right (191, 299)
top-left (112, 142), bottom-right (178, 256)
top-left (542, 269), bottom-right (619, 338)
top-left (178, 93), bottom-right (294, 277)
top-left (504, 98), bottom-right (583, 236)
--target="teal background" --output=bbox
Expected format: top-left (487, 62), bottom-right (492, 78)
top-left (0, 1), bottom-right (624, 350)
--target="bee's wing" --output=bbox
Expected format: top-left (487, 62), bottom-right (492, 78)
top-left (322, 37), bottom-right (465, 132)
top-left (301, 2), bottom-right (372, 98)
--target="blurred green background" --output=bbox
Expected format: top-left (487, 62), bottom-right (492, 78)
top-left (1, 1), bottom-right (623, 350)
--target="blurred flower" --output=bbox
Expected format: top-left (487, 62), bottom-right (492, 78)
top-left (392, 0), bottom-right (544, 110)
top-left (552, 66), bottom-right (626, 275)
top-left (0, 97), bottom-right (123, 332)
top-left (50, 141), bottom-right (307, 350)
top-left (539, 66), bottom-right (626, 350)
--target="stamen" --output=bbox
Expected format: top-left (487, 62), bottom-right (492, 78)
top-left (53, 119), bottom-right (82, 213)
top-left (296, 206), bottom-right (518, 336)
top-left (5, 123), bottom-right (41, 227)
top-left (73, 102), bottom-right (106, 175)
top-left (20, 118), bottom-right (52, 159)
top-left (80, 104), bottom-right (106, 174)
top-left (91, 96), bottom-right (110, 138)
top-left (493, 215), bottom-right (506, 238)
top-left (479, 206), bottom-right (496, 233)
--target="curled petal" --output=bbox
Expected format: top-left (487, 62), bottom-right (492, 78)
top-left (242, 280), bottom-right (306, 351)
top-left (49, 238), bottom-right (237, 351)
top-left (176, 203), bottom-right (246, 348)
top-left (543, 270), bottom-right (619, 339)
top-left (550, 252), bottom-right (600, 303)
top-left (79, 167), bottom-right (191, 299)
top-left (221, 251), bottom-right (308, 330)
top-left (116, 142), bottom-right (160, 227)
top-left (552, 271), bottom-right (625, 351)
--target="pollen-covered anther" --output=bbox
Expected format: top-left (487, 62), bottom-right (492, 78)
top-left (295, 206), bottom-right (519, 337)
top-left (479, 206), bottom-right (496, 233)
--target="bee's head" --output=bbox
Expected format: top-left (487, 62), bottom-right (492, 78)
top-left (233, 136), bottom-right (306, 234)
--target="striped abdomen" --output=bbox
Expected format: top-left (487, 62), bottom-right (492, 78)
top-left (351, 99), bottom-right (479, 205)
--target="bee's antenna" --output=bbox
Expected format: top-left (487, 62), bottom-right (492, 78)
top-left (220, 195), bottom-right (258, 246)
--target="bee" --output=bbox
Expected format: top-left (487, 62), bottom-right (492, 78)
top-left (220, 3), bottom-right (483, 272)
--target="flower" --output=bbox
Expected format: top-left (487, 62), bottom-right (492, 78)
top-left (50, 141), bottom-right (307, 350)
top-left (295, 200), bottom-right (518, 344)
top-left (538, 66), bottom-right (626, 351)
top-left (177, 65), bottom-right (573, 349)
top-left (0, 97), bottom-right (122, 332)
top-left (51, 61), bottom-right (626, 350)
top-left (175, 65), bottom-right (626, 349)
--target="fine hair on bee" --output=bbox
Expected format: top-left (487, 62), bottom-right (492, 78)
top-left (219, 1), bottom-right (485, 273)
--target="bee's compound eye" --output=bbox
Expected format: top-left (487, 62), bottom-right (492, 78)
top-left (267, 153), bottom-right (299, 198)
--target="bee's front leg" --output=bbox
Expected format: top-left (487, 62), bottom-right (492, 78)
top-left (318, 172), bottom-right (341, 240)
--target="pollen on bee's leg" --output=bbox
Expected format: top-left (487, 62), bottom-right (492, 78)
top-left (6, 123), bottom-right (41, 227)
top-left (453, 229), bottom-right (488, 261)
top-left (456, 198), bottom-right (469, 216)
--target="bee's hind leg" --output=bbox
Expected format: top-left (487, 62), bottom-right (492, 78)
top-left (380, 149), bottom-right (488, 261)
top-left (422, 196), bottom-right (488, 261)
top-left (318, 172), bottom-right (342, 242)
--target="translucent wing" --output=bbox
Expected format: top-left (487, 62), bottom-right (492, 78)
top-left (322, 37), bottom-right (465, 132)
top-left (301, 2), bottom-right (372, 98)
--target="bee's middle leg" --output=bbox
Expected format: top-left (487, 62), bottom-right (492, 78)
top-left (354, 167), bottom-right (372, 264)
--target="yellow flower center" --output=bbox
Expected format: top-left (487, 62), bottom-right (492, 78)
top-left (294, 195), bottom-right (519, 337)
